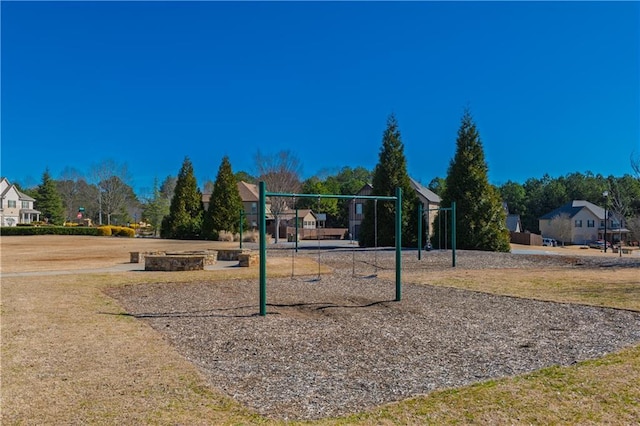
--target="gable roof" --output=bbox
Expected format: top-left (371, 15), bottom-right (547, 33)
top-left (539, 200), bottom-right (605, 220)
top-left (409, 177), bottom-right (441, 203)
top-left (355, 183), bottom-right (373, 197)
top-left (202, 181), bottom-right (260, 205)
top-left (237, 181), bottom-right (259, 202)
top-left (355, 179), bottom-right (441, 204)
top-left (17, 190), bottom-right (35, 202)
top-left (0, 178), bottom-right (34, 201)
top-left (279, 209), bottom-right (316, 220)
top-left (506, 214), bottom-right (522, 232)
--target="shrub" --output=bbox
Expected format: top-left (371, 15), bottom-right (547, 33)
top-left (96, 226), bottom-right (135, 237)
top-left (97, 226), bottom-right (112, 236)
top-left (1, 226), bottom-right (101, 236)
top-left (0, 225), bottom-right (135, 237)
top-left (218, 230), bottom-right (235, 242)
top-left (242, 230), bottom-right (260, 243)
top-left (115, 227), bottom-right (135, 238)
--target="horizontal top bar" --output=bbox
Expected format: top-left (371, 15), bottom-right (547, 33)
top-left (265, 192), bottom-right (397, 201)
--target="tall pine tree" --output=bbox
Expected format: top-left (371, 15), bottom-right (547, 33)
top-left (202, 156), bottom-right (245, 239)
top-left (434, 109), bottom-right (510, 252)
top-left (359, 114), bottom-right (419, 247)
top-left (160, 157), bottom-right (203, 239)
top-left (36, 169), bottom-right (65, 224)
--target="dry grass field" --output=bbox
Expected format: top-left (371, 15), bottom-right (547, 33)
top-left (1, 235), bottom-right (639, 425)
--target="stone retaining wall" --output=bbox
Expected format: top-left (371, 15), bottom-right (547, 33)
top-left (144, 255), bottom-right (206, 271)
top-left (134, 248), bottom-right (256, 270)
top-left (166, 250), bottom-right (217, 266)
top-left (217, 249), bottom-right (252, 261)
top-left (130, 251), bottom-right (165, 263)
top-left (238, 253), bottom-right (258, 267)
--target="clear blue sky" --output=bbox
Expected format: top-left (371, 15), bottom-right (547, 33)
top-left (2, 1), bottom-right (639, 196)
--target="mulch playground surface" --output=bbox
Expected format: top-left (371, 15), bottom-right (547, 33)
top-left (108, 249), bottom-right (640, 420)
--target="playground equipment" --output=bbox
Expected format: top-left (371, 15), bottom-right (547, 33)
top-left (417, 202), bottom-right (457, 267)
top-left (259, 182), bottom-right (402, 316)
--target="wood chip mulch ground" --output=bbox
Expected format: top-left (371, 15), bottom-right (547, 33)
top-left (107, 249), bottom-right (640, 420)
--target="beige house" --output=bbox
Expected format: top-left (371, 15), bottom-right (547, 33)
top-left (202, 181), bottom-right (270, 230)
top-left (348, 179), bottom-right (441, 240)
top-left (236, 181), bottom-right (263, 229)
top-left (409, 177), bottom-right (442, 236)
top-left (284, 209), bottom-right (317, 229)
top-left (539, 200), bottom-right (628, 245)
top-left (0, 177), bottom-right (40, 226)
top-left (348, 183), bottom-right (373, 240)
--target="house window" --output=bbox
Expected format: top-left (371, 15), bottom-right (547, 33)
top-left (356, 203), bottom-right (363, 215)
top-left (8, 200), bottom-right (16, 208)
top-left (587, 220), bottom-right (595, 228)
top-left (575, 219), bottom-right (582, 227)
top-left (22, 201), bottom-right (30, 208)
top-left (251, 202), bottom-right (257, 214)
top-left (600, 220), bottom-right (605, 227)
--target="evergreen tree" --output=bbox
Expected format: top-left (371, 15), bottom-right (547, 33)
top-left (143, 178), bottom-right (170, 237)
top-left (160, 157), bottom-right (203, 239)
top-left (359, 114), bottom-right (419, 247)
top-left (202, 156), bottom-right (245, 239)
top-left (435, 109), bottom-right (510, 252)
top-left (35, 169), bottom-right (65, 224)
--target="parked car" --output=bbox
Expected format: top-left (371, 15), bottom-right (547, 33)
top-left (542, 238), bottom-right (557, 247)
top-left (588, 240), bottom-right (612, 249)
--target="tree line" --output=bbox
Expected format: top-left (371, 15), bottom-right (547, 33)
top-left (14, 111), bottom-right (640, 250)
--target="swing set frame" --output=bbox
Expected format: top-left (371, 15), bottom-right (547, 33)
top-left (258, 181), bottom-right (403, 316)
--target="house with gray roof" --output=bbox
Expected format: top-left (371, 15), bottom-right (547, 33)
top-left (0, 177), bottom-right (41, 226)
top-left (348, 178), bottom-right (441, 240)
top-left (506, 214), bottom-right (522, 233)
top-left (539, 200), bottom-right (628, 245)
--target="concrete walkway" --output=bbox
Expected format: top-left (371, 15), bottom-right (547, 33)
top-left (0, 260), bottom-right (240, 278)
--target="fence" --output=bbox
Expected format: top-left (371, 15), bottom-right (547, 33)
top-left (285, 226), bottom-right (348, 240)
top-left (510, 231), bottom-right (543, 246)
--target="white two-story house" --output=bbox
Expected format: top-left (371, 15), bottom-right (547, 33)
top-left (0, 177), bottom-right (41, 226)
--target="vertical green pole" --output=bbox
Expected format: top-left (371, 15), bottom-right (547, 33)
top-left (452, 201), bottom-right (457, 268)
top-left (395, 187), bottom-right (402, 301)
top-left (418, 203), bottom-right (423, 260)
top-left (239, 210), bottom-right (243, 250)
top-left (259, 182), bottom-right (267, 316)
top-left (295, 207), bottom-right (299, 253)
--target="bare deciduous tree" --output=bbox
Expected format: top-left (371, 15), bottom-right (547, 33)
top-left (255, 150), bottom-right (302, 243)
top-left (606, 179), bottom-right (630, 252)
top-left (91, 159), bottom-right (133, 225)
top-left (57, 166), bottom-right (84, 222)
top-left (627, 216), bottom-right (640, 245)
top-left (548, 212), bottom-right (572, 246)
top-left (632, 151), bottom-right (640, 179)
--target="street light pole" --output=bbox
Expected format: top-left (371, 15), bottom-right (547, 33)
top-left (603, 190), bottom-right (608, 253)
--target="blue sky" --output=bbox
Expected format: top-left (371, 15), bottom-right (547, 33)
top-left (2, 1), bottom-right (639, 196)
